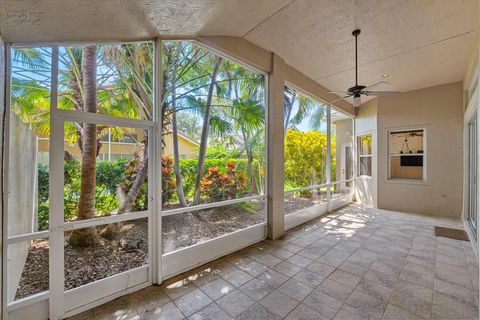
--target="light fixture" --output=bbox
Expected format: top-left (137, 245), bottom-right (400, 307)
top-left (382, 74), bottom-right (390, 78)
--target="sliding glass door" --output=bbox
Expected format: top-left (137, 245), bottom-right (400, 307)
top-left (467, 111), bottom-right (478, 239)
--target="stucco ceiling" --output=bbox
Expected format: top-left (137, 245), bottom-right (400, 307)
top-left (0, 0), bottom-right (478, 104)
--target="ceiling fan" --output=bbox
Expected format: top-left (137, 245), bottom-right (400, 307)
top-left (328, 29), bottom-right (400, 108)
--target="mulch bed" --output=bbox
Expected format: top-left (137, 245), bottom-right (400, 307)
top-left (14, 202), bottom-right (264, 300)
top-left (284, 196), bottom-right (325, 215)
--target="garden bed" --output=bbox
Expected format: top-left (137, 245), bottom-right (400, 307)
top-left (14, 203), bottom-right (264, 299)
top-left (284, 196), bottom-right (327, 215)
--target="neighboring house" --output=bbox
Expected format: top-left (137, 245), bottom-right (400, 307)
top-left (37, 130), bottom-right (199, 163)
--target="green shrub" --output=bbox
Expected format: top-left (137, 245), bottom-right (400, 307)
top-left (200, 160), bottom-right (247, 201)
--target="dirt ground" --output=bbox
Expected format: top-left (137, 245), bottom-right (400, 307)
top-left (14, 201), bottom-right (265, 299)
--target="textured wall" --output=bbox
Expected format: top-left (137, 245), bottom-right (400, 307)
top-left (7, 113), bottom-right (37, 301)
top-left (377, 82), bottom-right (464, 217)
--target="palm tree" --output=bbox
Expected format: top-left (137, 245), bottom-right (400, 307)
top-left (192, 56), bottom-right (223, 205)
top-left (284, 86), bottom-right (327, 131)
top-left (68, 45), bottom-right (100, 247)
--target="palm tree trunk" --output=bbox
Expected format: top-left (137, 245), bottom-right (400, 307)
top-left (69, 45), bottom-right (100, 247)
top-left (171, 43), bottom-right (188, 207)
top-left (193, 57), bottom-right (223, 205)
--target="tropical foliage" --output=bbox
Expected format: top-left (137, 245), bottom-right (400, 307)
top-left (12, 41), bottom-right (333, 246)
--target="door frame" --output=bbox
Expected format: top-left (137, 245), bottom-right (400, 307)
top-left (463, 69), bottom-right (479, 255)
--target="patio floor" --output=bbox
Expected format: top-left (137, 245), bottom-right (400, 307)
top-left (69, 203), bottom-right (479, 320)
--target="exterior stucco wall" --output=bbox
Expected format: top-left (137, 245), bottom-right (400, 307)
top-left (7, 113), bottom-right (37, 301)
top-left (376, 82), bottom-right (464, 218)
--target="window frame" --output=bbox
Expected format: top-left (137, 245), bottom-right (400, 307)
top-left (357, 134), bottom-right (372, 177)
top-left (388, 128), bottom-right (427, 182)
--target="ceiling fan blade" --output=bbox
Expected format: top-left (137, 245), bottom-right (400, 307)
top-left (328, 91), bottom-right (350, 94)
top-left (362, 90), bottom-right (400, 96)
top-left (326, 95), bottom-right (350, 105)
top-left (364, 80), bottom-right (390, 90)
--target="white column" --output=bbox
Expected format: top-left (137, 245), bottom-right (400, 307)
top-left (326, 106), bottom-right (332, 210)
top-left (267, 53), bottom-right (285, 239)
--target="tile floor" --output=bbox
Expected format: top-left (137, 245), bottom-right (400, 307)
top-left (70, 204), bottom-right (479, 320)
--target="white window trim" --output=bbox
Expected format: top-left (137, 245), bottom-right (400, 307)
top-left (387, 128), bottom-right (427, 182)
top-left (357, 134), bottom-right (372, 177)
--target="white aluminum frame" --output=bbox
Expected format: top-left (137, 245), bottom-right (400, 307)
top-left (159, 38), bottom-right (270, 279)
top-left (387, 128), bottom-right (427, 182)
top-left (3, 40), bottom-right (159, 320)
top-left (281, 88), bottom-right (355, 228)
top-left (2, 35), bottom-right (357, 320)
top-left (357, 134), bottom-right (373, 177)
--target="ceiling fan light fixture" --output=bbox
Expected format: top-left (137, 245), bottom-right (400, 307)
top-left (353, 95), bottom-right (361, 107)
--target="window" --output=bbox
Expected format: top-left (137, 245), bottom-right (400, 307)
top-left (358, 134), bottom-right (372, 176)
top-left (389, 129), bottom-right (425, 180)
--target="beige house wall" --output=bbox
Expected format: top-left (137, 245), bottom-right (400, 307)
top-left (376, 82), bottom-right (464, 218)
top-left (38, 132), bottom-right (198, 160)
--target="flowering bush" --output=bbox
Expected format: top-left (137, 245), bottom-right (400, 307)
top-left (161, 156), bottom-right (176, 205)
top-left (200, 160), bottom-right (247, 201)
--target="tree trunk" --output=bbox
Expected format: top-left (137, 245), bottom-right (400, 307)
top-left (101, 134), bottom-right (149, 240)
top-left (171, 43), bottom-right (188, 207)
top-left (69, 45), bottom-right (100, 247)
top-left (193, 57), bottom-right (223, 205)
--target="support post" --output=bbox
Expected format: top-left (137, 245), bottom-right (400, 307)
top-left (326, 106), bottom-right (332, 210)
top-left (267, 53), bottom-right (285, 239)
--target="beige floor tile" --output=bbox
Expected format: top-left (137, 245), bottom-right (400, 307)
top-left (216, 289), bottom-right (255, 317)
top-left (328, 269), bottom-right (362, 288)
top-left (142, 301), bottom-right (185, 320)
top-left (239, 260), bottom-right (269, 277)
top-left (354, 278), bottom-right (392, 307)
top-left (293, 269), bottom-right (326, 288)
top-left (306, 261), bottom-right (336, 277)
top-left (259, 289), bottom-right (300, 317)
top-left (285, 303), bottom-right (328, 320)
top-left (173, 288), bottom-right (213, 317)
top-left (278, 278), bottom-right (314, 301)
top-left (316, 278), bottom-right (355, 303)
top-left (346, 290), bottom-right (385, 318)
top-left (303, 289), bottom-right (343, 319)
top-left (383, 303), bottom-right (426, 320)
top-left (236, 303), bottom-right (282, 320)
top-left (398, 268), bottom-right (434, 289)
top-left (222, 269), bottom-right (253, 287)
top-left (188, 302), bottom-right (232, 320)
top-left (238, 277), bottom-right (274, 300)
top-left (433, 279), bottom-right (479, 319)
top-left (199, 278), bottom-right (234, 300)
top-left (364, 268), bottom-right (399, 289)
top-left (338, 260), bottom-right (370, 277)
top-left (389, 287), bottom-right (432, 319)
top-left (257, 269), bottom-right (289, 288)
top-left (273, 260), bottom-right (303, 277)
top-left (255, 254), bottom-right (282, 268)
